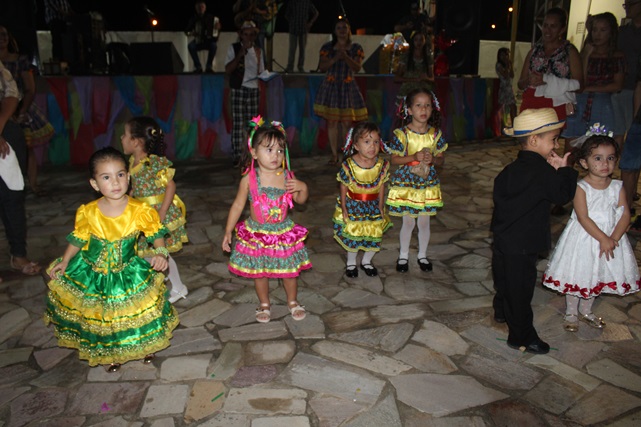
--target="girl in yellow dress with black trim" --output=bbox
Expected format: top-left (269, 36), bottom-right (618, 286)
top-left (122, 116), bottom-right (189, 303)
top-left (333, 122), bottom-right (392, 277)
top-left (45, 147), bottom-right (178, 372)
top-left (386, 87), bottom-right (447, 273)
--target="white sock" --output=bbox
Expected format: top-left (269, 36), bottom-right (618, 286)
top-left (579, 297), bottom-right (595, 316)
top-left (167, 256), bottom-right (188, 296)
top-left (417, 215), bottom-right (431, 259)
top-left (399, 216), bottom-right (416, 263)
top-left (346, 251), bottom-right (358, 267)
top-left (362, 251), bottom-right (375, 265)
top-left (565, 295), bottom-right (579, 316)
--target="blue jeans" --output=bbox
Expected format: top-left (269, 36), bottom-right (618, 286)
top-left (188, 38), bottom-right (217, 70)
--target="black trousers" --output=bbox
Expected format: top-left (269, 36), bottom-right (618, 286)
top-left (0, 121), bottom-right (27, 258)
top-left (492, 246), bottom-right (540, 346)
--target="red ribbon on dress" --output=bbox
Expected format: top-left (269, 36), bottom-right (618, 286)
top-left (347, 190), bottom-right (379, 201)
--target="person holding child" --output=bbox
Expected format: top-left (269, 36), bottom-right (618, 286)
top-left (44, 147), bottom-right (178, 372)
top-left (492, 108), bottom-right (578, 355)
top-left (333, 122), bottom-right (392, 278)
top-left (386, 87), bottom-right (447, 273)
top-left (543, 127), bottom-right (640, 332)
top-left (122, 116), bottom-right (189, 304)
top-left (222, 117), bottom-right (311, 323)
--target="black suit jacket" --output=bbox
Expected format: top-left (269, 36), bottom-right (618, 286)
top-left (491, 150), bottom-right (578, 254)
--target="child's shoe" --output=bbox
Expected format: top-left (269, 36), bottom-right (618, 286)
top-left (563, 314), bottom-right (578, 332)
top-left (288, 301), bottom-right (306, 321)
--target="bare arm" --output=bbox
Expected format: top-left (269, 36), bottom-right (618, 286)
top-left (517, 49), bottom-right (534, 90)
top-left (17, 68), bottom-right (35, 118)
top-left (222, 176), bottom-right (249, 252)
top-left (286, 176), bottom-right (308, 204)
top-left (49, 243), bottom-right (82, 278)
top-left (568, 44), bottom-right (584, 90)
top-left (340, 182), bottom-right (348, 221)
top-left (611, 185), bottom-right (631, 242)
top-left (157, 179), bottom-right (176, 222)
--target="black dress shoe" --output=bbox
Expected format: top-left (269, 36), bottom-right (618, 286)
top-left (360, 263), bottom-right (378, 277)
top-left (396, 258), bottom-right (409, 273)
top-left (345, 266), bottom-right (358, 278)
top-left (417, 258), bottom-right (433, 271)
top-left (494, 316), bottom-right (506, 324)
top-left (507, 338), bottom-right (550, 354)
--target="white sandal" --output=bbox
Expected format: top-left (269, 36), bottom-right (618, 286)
top-left (255, 303), bottom-right (271, 323)
top-left (288, 301), bottom-right (306, 321)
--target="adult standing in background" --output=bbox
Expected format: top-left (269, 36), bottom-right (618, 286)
top-left (285, 0), bottom-right (319, 73)
top-left (313, 18), bottom-right (368, 166)
top-left (43, 0), bottom-right (74, 63)
top-left (0, 60), bottom-right (41, 277)
top-left (394, 2), bottom-right (431, 43)
top-left (616, 0), bottom-right (641, 215)
top-left (613, 0), bottom-right (641, 145)
top-left (394, 30), bottom-right (434, 98)
top-left (185, 1), bottom-right (221, 73)
top-left (517, 7), bottom-right (583, 122)
top-left (224, 21), bottom-right (264, 167)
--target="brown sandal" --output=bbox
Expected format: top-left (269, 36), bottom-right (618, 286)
top-left (10, 256), bottom-right (41, 276)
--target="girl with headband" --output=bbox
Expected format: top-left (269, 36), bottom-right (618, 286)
top-left (222, 116), bottom-right (311, 323)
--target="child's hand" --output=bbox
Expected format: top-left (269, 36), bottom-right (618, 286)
top-left (286, 177), bottom-right (304, 194)
top-left (547, 151), bottom-right (571, 169)
top-left (150, 255), bottom-right (168, 271)
top-left (422, 150), bottom-right (433, 165)
top-left (414, 149), bottom-right (426, 163)
top-left (222, 233), bottom-right (233, 252)
top-left (50, 261), bottom-right (68, 279)
top-left (598, 236), bottom-right (619, 261)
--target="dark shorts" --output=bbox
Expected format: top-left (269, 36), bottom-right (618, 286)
top-left (619, 123), bottom-right (641, 171)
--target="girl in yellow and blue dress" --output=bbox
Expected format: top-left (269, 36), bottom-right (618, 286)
top-left (45, 147), bottom-right (178, 372)
top-left (122, 116), bottom-right (189, 303)
top-left (333, 122), bottom-right (391, 277)
top-left (386, 87), bottom-right (447, 273)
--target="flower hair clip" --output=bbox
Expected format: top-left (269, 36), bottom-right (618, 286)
top-left (586, 123), bottom-right (613, 138)
top-left (569, 123), bottom-right (614, 148)
top-left (270, 120), bottom-right (291, 173)
top-left (247, 115), bottom-right (265, 151)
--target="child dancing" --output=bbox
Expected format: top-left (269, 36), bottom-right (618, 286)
top-left (333, 122), bottom-right (392, 277)
top-left (122, 116), bottom-right (189, 303)
top-left (44, 147), bottom-right (178, 372)
top-left (386, 87), bottom-right (447, 272)
top-left (544, 128), bottom-right (640, 332)
top-left (222, 117), bottom-right (311, 323)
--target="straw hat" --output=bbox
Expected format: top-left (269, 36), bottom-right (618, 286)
top-left (504, 108), bottom-right (565, 137)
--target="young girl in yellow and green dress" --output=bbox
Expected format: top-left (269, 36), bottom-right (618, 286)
top-left (122, 116), bottom-right (189, 303)
top-left (45, 147), bottom-right (178, 372)
top-left (332, 121), bottom-right (391, 277)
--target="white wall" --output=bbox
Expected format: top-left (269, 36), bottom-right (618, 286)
top-left (567, 0), bottom-right (627, 50)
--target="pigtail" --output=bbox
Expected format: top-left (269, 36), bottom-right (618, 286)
top-left (146, 126), bottom-right (166, 156)
top-left (428, 90), bottom-right (441, 130)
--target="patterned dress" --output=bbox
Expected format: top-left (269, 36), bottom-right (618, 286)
top-left (543, 180), bottom-right (640, 297)
top-left (333, 157), bottom-right (392, 251)
top-left (313, 42), bottom-right (368, 122)
top-left (2, 55), bottom-right (54, 147)
top-left (386, 126), bottom-right (447, 217)
top-left (496, 63), bottom-right (516, 107)
top-left (44, 198), bottom-right (178, 366)
top-left (229, 168), bottom-right (312, 278)
top-left (520, 40), bottom-right (574, 120)
top-left (129, 155), bottom-right (188, 257)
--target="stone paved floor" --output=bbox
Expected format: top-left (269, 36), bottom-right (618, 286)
top-left (2, 139), bottom-right (641, 427)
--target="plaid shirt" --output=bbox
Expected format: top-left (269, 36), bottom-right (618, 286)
top-left (44, 0), bottom-right (72, 25)
top-left (286, 0), bottom-right (318, 35)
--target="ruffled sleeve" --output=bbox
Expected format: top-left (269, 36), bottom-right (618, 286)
top-left (136, 203), bottom-right (169, 243)
top-left (154, 166), bottom-right (175, 188)
top-left (67, 204), bottom-right (89, 247)
top-left (336, 160), bottom-right (351, 185)
top-left (434, 128), bottom-right (448, 155)
top-left (387, 129), bottom-right (408, 155)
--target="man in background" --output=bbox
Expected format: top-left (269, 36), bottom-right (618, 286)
top-left (185, 1), bottom-right (221, 73)
top-left (285, 0), bottom-right (318, 73)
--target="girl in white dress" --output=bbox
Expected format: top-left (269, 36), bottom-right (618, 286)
top-left (543, 132), bottom-right (640, 332)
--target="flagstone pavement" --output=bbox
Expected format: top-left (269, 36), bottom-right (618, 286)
top-left (1, 139), bottom-right (641, 427)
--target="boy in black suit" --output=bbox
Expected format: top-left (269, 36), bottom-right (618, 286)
top-left (492, 108), bottom-right (578, 354)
